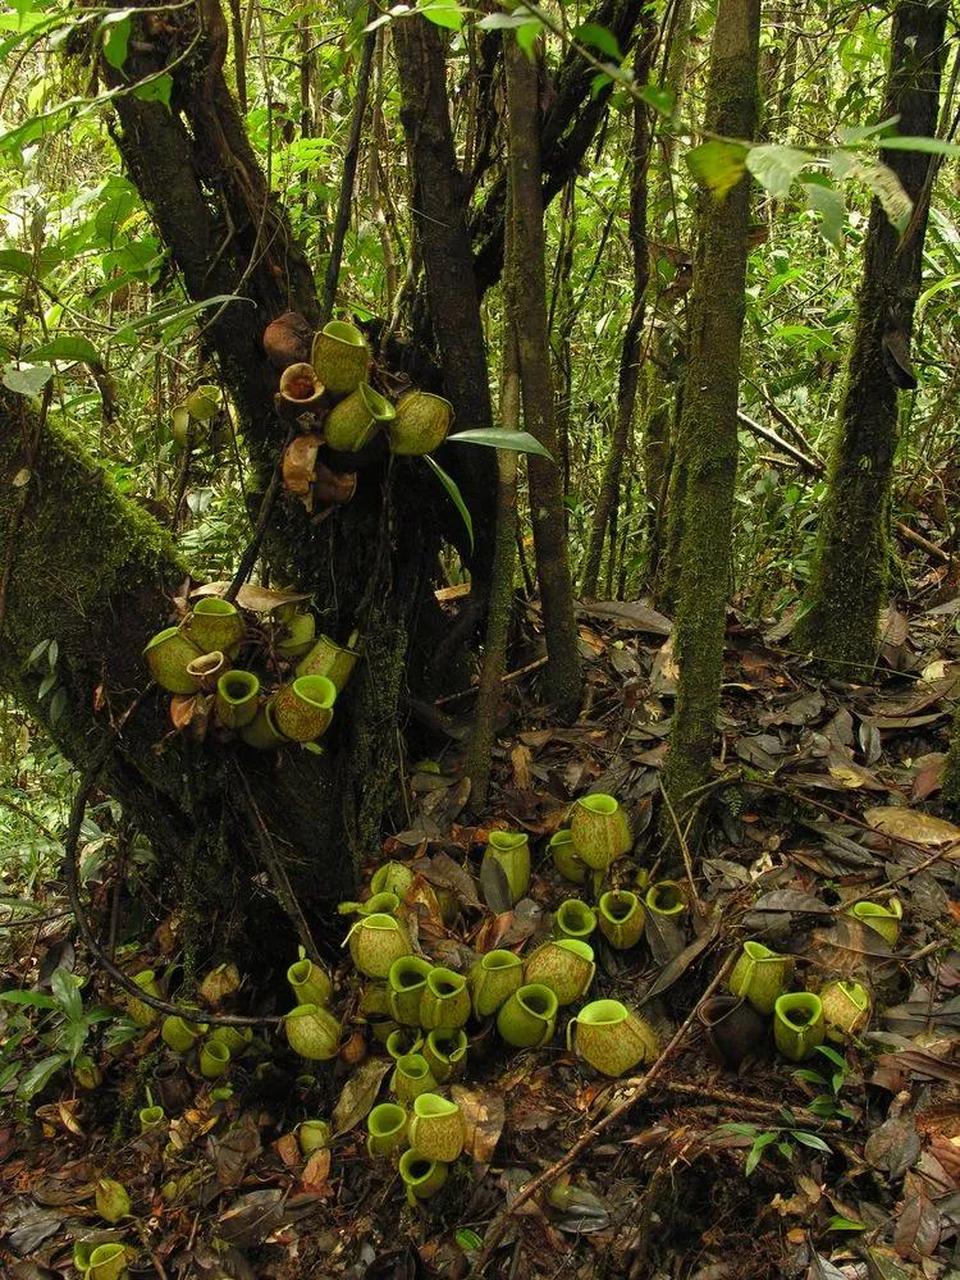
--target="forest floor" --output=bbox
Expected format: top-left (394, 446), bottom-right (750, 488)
top-left (1, 587), bottom-right (959, 1280)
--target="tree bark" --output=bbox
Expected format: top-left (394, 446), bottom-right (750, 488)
top-left (580, 14), bottom-right (657, 599)
top-left (392, 15), bottom-right (497, 597)
top-left (944, 708), bottom-right (960, 808)
top-left (504, 35), bottom-right (581, 718)
top-left (659, 0), bottom-right (760, 829)
top-left (793, 0), bottom-right (948, 676)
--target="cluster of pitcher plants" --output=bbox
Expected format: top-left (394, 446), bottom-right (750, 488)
top-left (264, 313), bottom-right (455, 516)
top-left (143, 589), bottom-right (360, 749)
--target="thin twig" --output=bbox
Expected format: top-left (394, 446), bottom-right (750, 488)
top-left (320, 3), bottom-right (378, 325)
top-left (224, 425), bottom-right (295, 604)
top-left (476, 948), bottom-right (735, 1271)
top-left (658, 781), bottom-right (704, 922)
top-left (434, 656), bottom-right (549, 707)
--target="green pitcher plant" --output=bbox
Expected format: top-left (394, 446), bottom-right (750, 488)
top-left (284, 1003), bottom-right (342, 1060)
top-left (423, 1028), bottom-right (468, 1083)
top-left (182, 596), bottom-right (246, 656)
top-left (644, 880), bottom-right (686, 918)
top-left (598, 890), bottom-right (646, 949)
top-left (774, 992), bottom-right (825, 1061)
top-left (388, 390), bottom-right (453, 456)
top-left (497, 983), bottom-right (558, 1048)
top-left (143, 626), bottom-right (203, 694)
top-left (569, 793), bottom-right (632, 869)
top-left (844, 897), bottom-right (902, 946)
top-left (549, 829), bottom-right (587, 885)
top-left (215, 669), bottom-right (260, 729)
top-left (398, 1148), bottom-right (447, 1203)
top-left (553, 898), bottom-right (597, 942)
top-left (367, 1102), bottom-right (408, 1158)
top-left (469, 949), bottom-right (523, 1018)
top-left (523, 938), bottom-right (595, 1007)
top-left (387, 955), bottom-right (433, 1026)
top-left (346, 912), bottom-right (413, 979)
top-left (297, 1119), bottom-right (332, 1155)
top-left (407, 1092), bottom-right (465, 1163)
top-left (567, 999), bottom-right (660, 1077)
top-left (272, 674), bottom-right (336, 742)
top-left (390, 1052), bottom-right (438, 1104)
top-left (287, 950), bottom-right (333, 1007)
top-left (419, 966), bottom-right (471, 1031)
top-left (727, 941), bottom-right (793, 1015)
top-left (311, 319), bottom-right (370, 395)
top-left (819, 980), bottom-right (871, 1040)
top-left (481, 830), bottom-right (531, 905)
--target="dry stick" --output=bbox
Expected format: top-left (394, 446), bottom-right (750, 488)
top-left (657, 1079), bottom-right (842, 1130)
top-left (434, 656), bottom-right (549, 708)
top-left (658, 781), bottom-right (704, 922)
top-left (475, 949), bottom-right (736, 1271)
top-left (234, 764), bottom-right (320, 960)
top-left (64, 702), bottom-right (282, 1027)
top-left (224, 425), bottom-right (295, 604)
top-left (320, 2), bottom-right (378, 326)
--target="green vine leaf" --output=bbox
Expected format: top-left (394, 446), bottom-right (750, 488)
top-left (687, 140), bottom-right (750, 198)
top-left (446, 428), bottom-right (554, 460)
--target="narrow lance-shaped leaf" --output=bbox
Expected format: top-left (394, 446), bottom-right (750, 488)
top-left (446, 428), bottom-right (554, 460)
top-left (423, 455), bottom-right (474, 553)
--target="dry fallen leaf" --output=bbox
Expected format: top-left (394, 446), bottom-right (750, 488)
top-left (299, 1147), bottom-right (331, 1195)
top-left (864, 806), bottom-right (960, 849)
top-left (451, 1085), bottom-right (505, 1171)
top-left (332, 1057), bottom-right (392, 1136)
top-left (273, 1132), bottom-right (301, 1169)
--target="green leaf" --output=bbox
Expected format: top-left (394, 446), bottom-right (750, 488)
top-left (808, 1097), bottom-right (839, 1118)
top-left (38, 670), bottom-right (56, 700)
top-left (746, 144), bottom-right (809, 198)
top-left (26, 639), bottom-right (50, 668)
top-left (815, 1044), bottom-right (847, 1070)
top-left (802, 181), bottom-right (846, 248)
top-left (477, 11), bottom-right (535, 29)
top-left (745, 1131), bottom-right (779, 1176)
top-left (29, 335), bottom-right (99, 364)
top-left (873, 134), bottom-right (960, 159)
top-left (0, 988), bottom-right (57, 1008)
top-left (515, 18), bottom-right (542, 58)
top-left (424, 455), bottom-right (474, 553)
top-left (687, 140), bottom-right (749, 198)
top-left (827, 1215), bottom-right (866, 1232)
top-left (0, 248), bottom-right (34, 276)
top-left (838, 158), bottom-right (912, 231)
top-left (50, 687), bottom-right (67, 725)
top-left (51, 967), bottom-right (83, 1022)
top-left (419, 0), bottom-right (463, 31)
top-left (789, 1130), bottom-right (832, 1153)
top-left (455, 1229), bottom-right (483, 1252)
top-left (132, 72), bottom-right (173, 109)
top-left (2, 363), bottom-right (54, 396)
top-left (575, 21), bottom-right (621, 60)
top-left (792, 1068), bottom-right (827, 1086)
top-left (446, 428), bottom-right (554, 460)
top-left (715, 1122), bottom-right (760, 1137)
top-left (100, 10), bottom-right (131, 71)
top-left (17, 1051), bottom-right (68, 1100)
top-left (638, 83), bottom-right (675, 117)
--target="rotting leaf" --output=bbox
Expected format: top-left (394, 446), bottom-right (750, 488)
top-left (451, 1085), bottom-right (505, 1170)
top-left (640, 917), bottom-right (718, 1003)
top-left (864, 1104), bottom-right (921, 1179)
top-left (893, 1188), bottom-right (941, 1260)
top-left (298, 1147), bottom-right (331, 1195)
top-left (213, 1112), bottom-right (262, 1189)
top-left (480, 854), bottom-right (514, 914)
top-left (546, 1182), bottom-right (611, 1234)
top-left (332, 1056), bottom-right (391, 1136)
top-left (190, 581), bottom-right (312, 612)
top-left (863, 806), bottom-right (960, 849)
top-left (752, 889), bottom-right (832, 915)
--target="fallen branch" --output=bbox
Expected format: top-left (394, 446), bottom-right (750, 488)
top-left (475, 947), bottom-right (735, 1270)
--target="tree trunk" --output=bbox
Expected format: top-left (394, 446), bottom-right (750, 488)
top-left (392, 15), bottom-right (497, 600)
top-left (658, 0), bottom-right (760, 829)
top-left (944, 708), bottom-right (960, 809)
top-left (580, 14), bottom-right (657, 599)
top-left (793, 0), bottom-right (948, 676)
top-left (504, 35), bottom-right (581, 718)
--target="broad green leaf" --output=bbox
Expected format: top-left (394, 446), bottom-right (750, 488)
top-left (100, 11), bottom-right (131, 70)
top-left (0, 248), bottom-right (34, 276)
top-left (26, 639), bottom-right (50, 667)
top-left (837, 158), bottom-right (912, 231)
top-left (827, 1216), bottom-right (866, 1232)
top-left (0, 988), bottom-right (57, 1008)
top-left (29, 335), bottom-right (99, 364)
top-left (51, 967), bottom-right (83, 1022)
top-left (575, 21), bottom-right (621, 60)
top-left (515, 18), bottom-right (542, 58)
top-left (16, 1051), bottom-right (68, 1100)
top-left (424, 455), bottom-right (474, 553)
top-left (873, 134), bottom-right (960, 159)
top-left (2, 363), bottom-right (54, 396)
top-left (638, 83), bottom-right (675, 117)
top-left (132, 72), bottom-right (173, 109)
top-left (446, 428), bottom-right (554, 460)
top-left (838, 115), bottom-right (900, 145)
top-left (419, 0), bottom-right (463, 31)
top-left (746, 144), bottom-right (809, 198)
top-left (792, 1068), bottom-right (828, 1086)
top-left (687, 140), bottom-right (749, 198)
top-left (802, 181), bottom-right (846, 247)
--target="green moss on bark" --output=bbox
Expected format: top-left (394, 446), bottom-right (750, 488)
top-left (793, 0), bottom-right (948, 677)
top-left (944, 708), bottom-right (960, 809)
top-left (659, 0), bottom-right (760, 829)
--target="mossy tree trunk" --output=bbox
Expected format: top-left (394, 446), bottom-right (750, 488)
top-left (792, 0), bottom-right (948, 676)
top-left (658, 0), bottom-right (760, 830)
top-left (580, 13), bottom-right (657, 600)
top-left (504, 34), bottom-right (581, 719)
